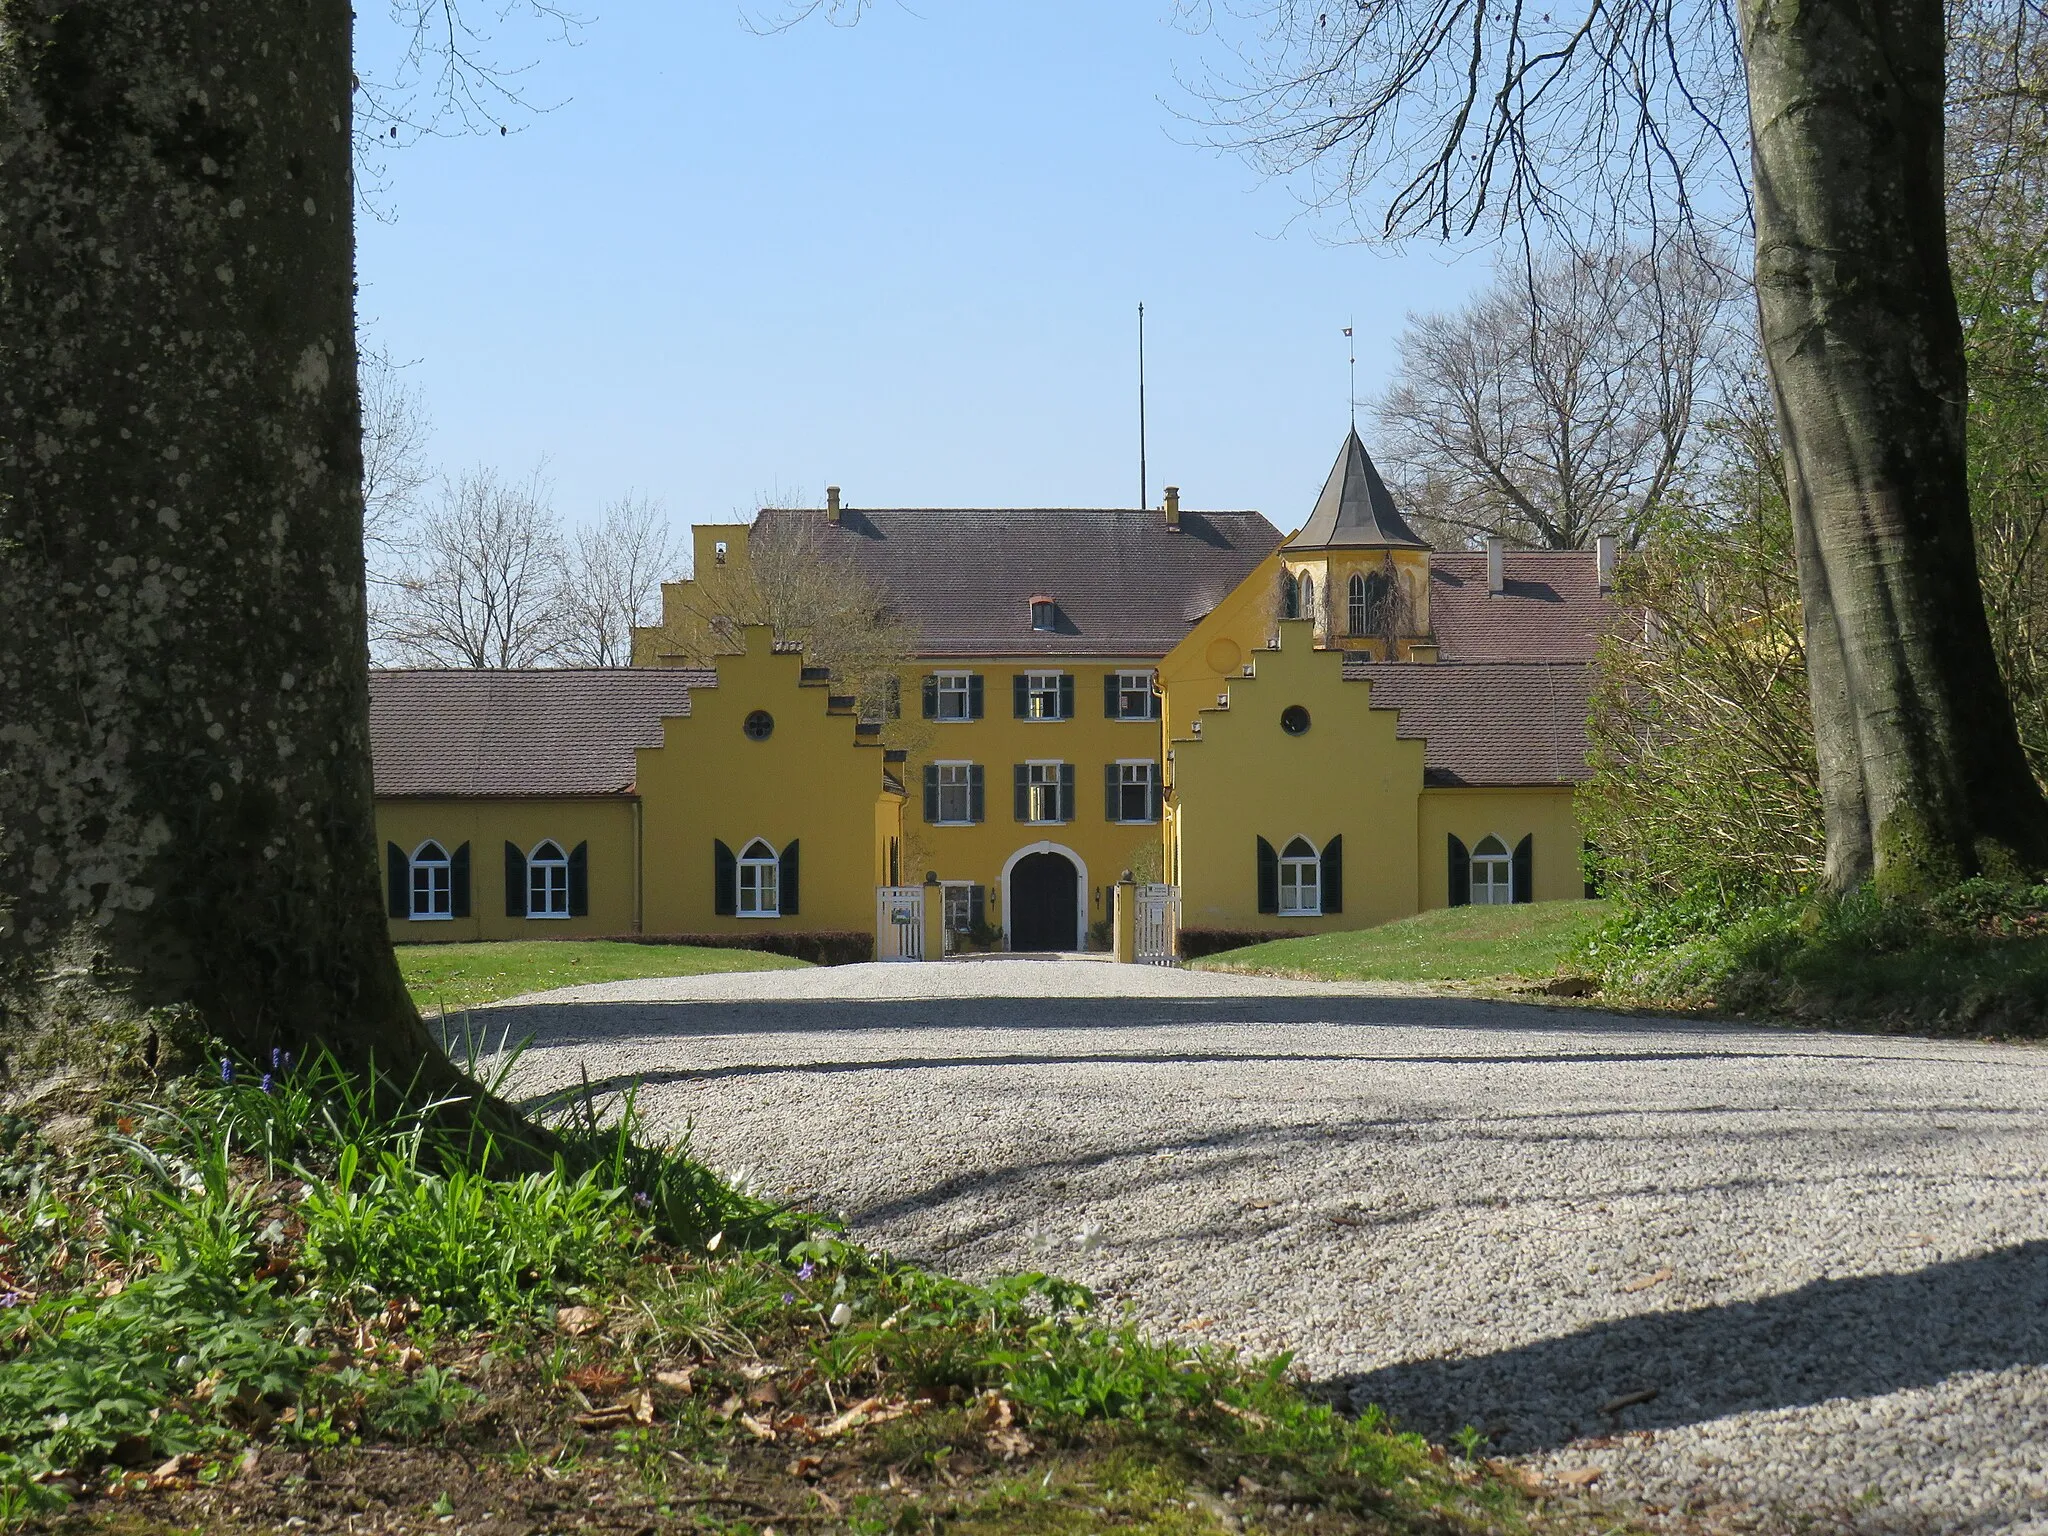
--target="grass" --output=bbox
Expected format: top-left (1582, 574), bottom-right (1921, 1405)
top-left (397, 939), bottom-right (809, 1012)
top-left (0, 1055), bottom-right (1622, 1535)
top-left (1193, 900), bottom-right (1612, 986)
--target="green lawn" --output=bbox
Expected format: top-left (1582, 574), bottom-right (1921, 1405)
top-left (397, 939), bottom-right (809, 1011)
top-left (1195, 899), bottom-right (1611, 984)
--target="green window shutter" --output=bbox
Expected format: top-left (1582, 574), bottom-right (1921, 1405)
top-left (1058, 762), bottom-right (1075, 822)
top-left (924, 764), bottom-right (940, 822)
top-left (780, 840), bottom-right (800, 916)
top-left (1512, 835), bottom-right (1533, 904)
top-left (1448, 835), bottom-right (1471, 907)
top-left (1057, 674), bottom-right (1075, 719)
top-left (1150, 685), bottom-right (1161, 721)
top-left (1321, 834), bottom-right (1343, 915)
top-left (1013, 674), bottom-right (1028, 718)
top-left (504, 841), bottom-right (527, 918)
top-left (1104, 674), bottom-right (1120, 718)
top-left (969, 884), bottom-right (986, 930)
top-left (714, 839), bottom-right (737, 916)
top-left (1013, 764), bottom-right (1029, 821)
top-left (969, 764), bottom-right (985, 822)
top-left (450, 842), bottom-right (471, 919)
top-left (1256, 836), bottom-right (1279, 915)
top-left (1150, 766), bottom-right (1163, 822)
top-left (568, 842), bottom-right (589, 917)
top-left (386, 844), bottom-right (407, 919)
top-left (922, 675), bottom-right (938, 719)
top-left (968, 674), bottom-right (984, 719)
top-left (1105, 763), bottom-right (1119, 821)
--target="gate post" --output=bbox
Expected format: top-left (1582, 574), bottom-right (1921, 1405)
top-left (922, 871), bottom-right (945, 961)
top-left (1112, 871), bottom-right (1137, 964)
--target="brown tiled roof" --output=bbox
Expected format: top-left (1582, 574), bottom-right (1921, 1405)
top-left (370, 669), bottom-right (709, 797)
top-left (1429, 550), bottom-right (1610, 661)
top-left (1344, 660), bottom-right (1592, 786)
top-left (759, 506), bottom-right (1283, 657)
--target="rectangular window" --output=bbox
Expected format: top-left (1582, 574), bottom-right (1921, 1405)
top-left (1115, 671), bottom-right (1157, 720)
top-left (1279, 852), bottom-right (1320, 915)
top-left (1115, 761), bottom-right (1157, 823)
top-left (1472, 856), bottom-right (1513, 905)
top-left (411, 861), bottom-right (451, 919)
top-left (738, 859), bottom-right (779, 916)
top-left (943, 882), bottom-right (973, 933)
top-left (935, 761), bottom-right (973, 824)
top-left (1026, 761), bottom-right (1064, 823)
top-left (935, 671), bottom-right (974, 721)
top-left (528, 861), bottom-right (569, 917)
top-left (1023, 672), bottom-right (1065, 720)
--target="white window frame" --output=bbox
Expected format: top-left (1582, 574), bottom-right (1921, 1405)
top-left (1025, 760), bottom-right (1065, 824)
top-left (1114, 760), bottom-right (1157, 824)
top-left (527, 840), bottom-right (570, 918)
top-left (1115, 670), bottom-right (1156, 721)
top-left (941, 881), bottom-right (974, 934)
top-left (935, 670), bottom-right (974, 722)
top-left (410, 840), bottom-right (453, 921)
top-left (934, 761), bottom-right (974, 825)
top-left (737, 838), bottom-right (780, 917)
top-left (1278, 836), bottom-right (1321, 916)
top-left (1023, 672), bottom-right (1064, 721)
top-left (1348, 572), bottom-right (1367, 635)
top-left (1472, 835), bottom-right (1514, 906)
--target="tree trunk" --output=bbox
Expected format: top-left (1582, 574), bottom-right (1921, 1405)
top-left (0, 2), bottom-right (544, 1157)
top-left (1742, 0), bottom-right (2048, 893)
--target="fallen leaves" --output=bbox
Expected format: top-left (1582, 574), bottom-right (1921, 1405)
top-left (1551, 1466), bottom-right (1604, 1488)
top-left (976, 1393), bottom-right (1033, 1460)
top-left (574, 1387), bottom-right (654, 1430)
top-left (1622, 1267), bottom-right (1674, 1293)
top-left (1599, 1386), bottom-right (1659, 1414)
top-left (555, 1305), bottom-right (605, 1336)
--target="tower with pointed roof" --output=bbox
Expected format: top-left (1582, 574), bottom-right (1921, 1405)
top-left (1280, 429), bottom-right (1437, 661)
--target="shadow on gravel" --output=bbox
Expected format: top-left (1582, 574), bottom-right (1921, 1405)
top-left (1328, 1240), bottom-right (2048, 1452)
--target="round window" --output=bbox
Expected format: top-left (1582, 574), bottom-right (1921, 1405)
top-left (1280, 705), bottom-right (1311, 736)
top-left (742, 709), bottom-right (775, 741)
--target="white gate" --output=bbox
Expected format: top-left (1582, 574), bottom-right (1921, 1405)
top-left (1135, 883), bottom-right (1180, 966)
top-left (875, 885), bottom-right (925, 962)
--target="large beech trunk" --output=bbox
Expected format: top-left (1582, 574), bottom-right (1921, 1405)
top-left (1742, 0), bottom-right (2048, 892)
top-left (0, 4), bottom-right (538, 1151)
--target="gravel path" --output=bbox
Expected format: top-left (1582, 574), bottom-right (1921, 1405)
top-left (486, 957), bottom-right (2048, 1535)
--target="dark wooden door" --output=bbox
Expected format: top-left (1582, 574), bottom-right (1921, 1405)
top-left (1009, 851), bottom-right (1078, 951)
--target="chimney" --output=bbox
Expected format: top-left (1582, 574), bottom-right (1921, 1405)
top-left (1596, 532), bottom-right (1618, 591)
top-left (1486, 536), bottom-right (1505, 595)
top-left (1163, 485), bottom-right (1181, 528)
top-left (825, 485), bottom-right (842, 522)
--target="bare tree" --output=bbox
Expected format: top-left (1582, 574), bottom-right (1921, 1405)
top-left (556, 493), bottom-right (680, 667)
top-left (359, 342), bottom-right (436, 659)
top-left (1376, 244), bottom-right (1731, 550)
top-left (1198, 0), bottom-right (2048, 895)
top-left (385, 466), bottom-right (570, 668)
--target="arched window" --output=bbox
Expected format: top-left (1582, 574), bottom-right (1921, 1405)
top-left (1282, 572), bottom-right (1301, 619)
top-left (1472, 835), bottom-right (1513, 905)
top-left (738, 838), bottom-right (780, 916)
top-left (1299, 574), bottom-right (1315, 626)
top-left (410, 841), bottom-right (452, 920)
top-left (528, 840), bottom-right (569, 917)
top-left (1347, 572), bottom-right (1367, 635)
top-left (1278, 836), bottom-right (1321, 915)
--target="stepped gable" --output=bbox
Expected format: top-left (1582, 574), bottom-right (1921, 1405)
top-left (1286, 428), bottom-right (1429, 550)
top-left (1344, 660), bottom-right (1592, 787)
top-left (1428, 549), bottom-right (1610, 662)
top-left (369, 668), bottom-right (710, 797)
top-left (760, 505), bottom-right (1284, 657)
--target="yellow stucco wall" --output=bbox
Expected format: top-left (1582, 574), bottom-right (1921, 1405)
top-left (1279, 547), bottom-right (1433, 653)
top-left (636, 625), bottom-right (895, 936)
top-left (377, 797), bottom-right (638, 943)
top-left (1416, 787), bottom-right (1585, 907)
top-left (897, 659), bottom-right (1169, 946)
top-left (1167, 618), bottom-right (1428, 934)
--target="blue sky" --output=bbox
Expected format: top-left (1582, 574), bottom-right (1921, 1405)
top-left (355, 2), bottom-right (1496, 543)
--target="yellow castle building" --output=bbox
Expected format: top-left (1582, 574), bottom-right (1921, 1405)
top-left (368, 432), bottom-right (1610, 957)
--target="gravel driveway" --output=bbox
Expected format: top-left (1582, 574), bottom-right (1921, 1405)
top-left (485, 957), bottom-right (2048, 1535)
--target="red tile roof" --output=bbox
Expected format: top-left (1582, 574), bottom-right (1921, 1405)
top-left (1344, 660), bottom-right (1592, 786)
top-left (761, 506), bottom-right (1283, 657)
top-left (370, 669), bottom-right (709, 797)
top-left (1428, 550), bottom-right (1610, 662)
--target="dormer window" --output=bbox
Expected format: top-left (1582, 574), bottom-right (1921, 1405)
top-left (1029, 595), bottom-right (1056, 632)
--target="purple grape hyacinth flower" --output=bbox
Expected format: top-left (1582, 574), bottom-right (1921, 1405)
top-left (219, 1058), bottom-right (234, 1086)
top-left (260, 1074), bottom-right (274, 1095)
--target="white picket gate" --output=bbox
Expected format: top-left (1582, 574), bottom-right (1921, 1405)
top-left (1134, 883), bottom-right (1180, 966)
top-left (875, 885), bottom-right (926, 962)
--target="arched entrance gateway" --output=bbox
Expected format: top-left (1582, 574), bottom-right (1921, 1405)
top-left (1004, 842), bottom-right (1085, 952)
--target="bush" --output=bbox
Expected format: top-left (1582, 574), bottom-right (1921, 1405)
top-left (617, 931), bottom-right (872, 966)
top-left (1177, 927), bottom-right (1307, 960)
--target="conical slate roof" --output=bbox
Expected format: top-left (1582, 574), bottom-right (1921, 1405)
top-left (1288, 428), bottom-right (1429, 550)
